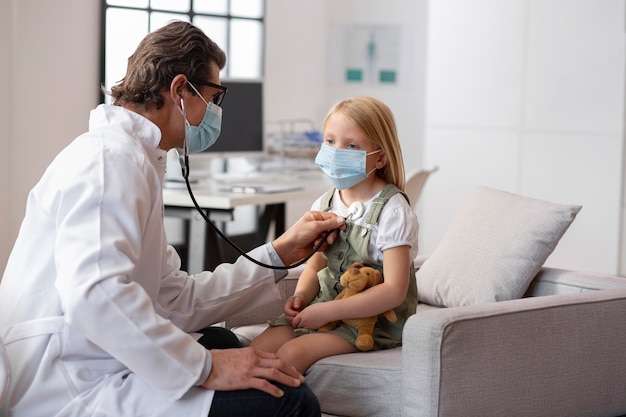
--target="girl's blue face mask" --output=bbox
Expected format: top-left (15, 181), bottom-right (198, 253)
top-left (315, 143), bottom-right (382, 190)
top-left (180, 81), bottom-right (222, 154)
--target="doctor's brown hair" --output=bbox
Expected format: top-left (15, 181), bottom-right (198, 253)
top-left (323, 96), bottom-right (406, 191)
top-left (110, 21), bottom-right (226, 111)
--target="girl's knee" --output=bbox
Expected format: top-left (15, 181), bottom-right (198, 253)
top-left (275, 340), bottom-right (300, 363)
top-left (251, 326), bottom-right (294, 352)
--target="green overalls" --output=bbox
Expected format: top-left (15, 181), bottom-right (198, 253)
top-left (272, 184), bottom-right (418, 350)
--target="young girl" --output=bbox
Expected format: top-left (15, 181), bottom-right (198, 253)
top-left (251, 96), bottom-right (418, 374)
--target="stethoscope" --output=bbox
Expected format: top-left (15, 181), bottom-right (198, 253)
top-left (176, 149), bottom-right (365, 270)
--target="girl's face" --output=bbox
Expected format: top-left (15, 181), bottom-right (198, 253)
top-left (324, 112), bottom-right (376, 152)
top-left (323, 113), bottom-right (383, 174)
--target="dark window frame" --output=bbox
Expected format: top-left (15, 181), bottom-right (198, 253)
top-left (100, 0), bottom-right (265, 102)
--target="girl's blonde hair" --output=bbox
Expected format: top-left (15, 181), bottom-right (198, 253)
top-left (323, 96), bottom-right (405, 190)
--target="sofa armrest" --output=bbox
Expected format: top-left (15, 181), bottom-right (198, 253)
top-left (402, 289), bottom-right (626, 417)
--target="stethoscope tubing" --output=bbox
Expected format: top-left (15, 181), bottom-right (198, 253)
top-left (179, 152), bottom-right (335, 270)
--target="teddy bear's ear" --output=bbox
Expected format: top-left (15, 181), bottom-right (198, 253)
top-left (350, 262), bottom-right (364, 269)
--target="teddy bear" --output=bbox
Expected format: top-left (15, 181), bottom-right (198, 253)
top-left (319, 262), bottom-right (397, 351)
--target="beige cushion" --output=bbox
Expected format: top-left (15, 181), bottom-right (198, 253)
top-left (417, 186), bottom-right (582, 307)
top-left (306, 348), bottom-right (403, 417)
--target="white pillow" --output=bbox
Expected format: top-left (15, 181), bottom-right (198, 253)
top-left (417, 186), bottom-right (582, 307)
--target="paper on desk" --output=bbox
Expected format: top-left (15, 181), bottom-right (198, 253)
top-left (221, 184), bottom-right (303, 194)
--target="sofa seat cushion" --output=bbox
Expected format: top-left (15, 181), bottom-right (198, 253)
top-left (231, 323), bottom-right (269, 346)
top-left (525, 266), bottom-right (626, 297)
top-left (232, 324), bottom-right (404, 416)
top-left (306, 347), bottom-right (402, 417)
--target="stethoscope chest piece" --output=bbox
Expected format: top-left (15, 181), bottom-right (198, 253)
top-left (347, 201), bottom-right (365, 221)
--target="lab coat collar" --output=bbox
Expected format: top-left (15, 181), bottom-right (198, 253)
top-left (89, 104), bottom-right (162, 150)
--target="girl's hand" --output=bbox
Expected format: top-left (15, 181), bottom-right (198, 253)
top-left (291, 302), bottom-right (333, 330)
top-left (284, 295), bottom-right (306, 325)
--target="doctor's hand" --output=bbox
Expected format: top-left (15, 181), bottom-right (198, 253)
top-left (201, 347), bottom-right (304, 397)
top-left (272, 211), bottom-right (345, 266)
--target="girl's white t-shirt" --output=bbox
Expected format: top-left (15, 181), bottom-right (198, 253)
top-left (311, 188), bottom-right (419, 264)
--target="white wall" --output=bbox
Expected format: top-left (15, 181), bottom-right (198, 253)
top-left (421, 0), bottom-right (625, 274)
top-left (2, 0), bottom-right (625, 276)
top-left (0, 0), bottom-right (100, 274)
top-left (0, 1), bottom-right (11, 275)
top-left (265, 0), bottom-right (429, 227)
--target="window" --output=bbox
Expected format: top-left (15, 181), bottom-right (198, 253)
top-left (101, 0), bottom-right (265, 101)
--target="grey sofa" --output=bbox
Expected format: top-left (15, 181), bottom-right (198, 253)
top-left (228, 264), bottom-right (626, 417)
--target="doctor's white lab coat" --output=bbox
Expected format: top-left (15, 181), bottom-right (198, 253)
top-left (0, 105), bottom-right (282, 416)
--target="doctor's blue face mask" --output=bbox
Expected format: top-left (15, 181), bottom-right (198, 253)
top-left (179, 81), bottom-right (222, 154)
top-left (315, 143), bottom-right (382, 190)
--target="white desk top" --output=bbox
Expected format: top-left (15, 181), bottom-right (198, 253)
top-left (163, 171), bottom-right (330, 210)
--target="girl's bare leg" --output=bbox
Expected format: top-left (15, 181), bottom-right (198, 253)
top-left (276, 332), bottom-right (357, 374)
top-left (250, 325), bottom-right (297, 353)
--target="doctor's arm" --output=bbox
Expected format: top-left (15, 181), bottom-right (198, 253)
top-left (157, 210), bottom-right (345, 331)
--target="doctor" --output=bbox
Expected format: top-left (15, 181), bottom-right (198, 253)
top-left (0, 21), bottom-right (343, 417)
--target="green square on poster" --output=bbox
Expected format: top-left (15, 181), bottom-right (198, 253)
top-left (379, 70), bottom-right (396, 83)
top-left (346, 69), bottom-right (363, 82)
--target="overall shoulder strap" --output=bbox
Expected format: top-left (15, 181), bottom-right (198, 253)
top-left (320, 187), bottom-right (336, 211)
top-left (365, 184), bottom-right (409, 225)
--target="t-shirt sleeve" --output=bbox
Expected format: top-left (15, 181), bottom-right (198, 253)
top-left (376, 194), bottom-right (419, 260)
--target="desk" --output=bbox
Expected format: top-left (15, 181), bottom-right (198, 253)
top-left (163, 172), bottom-right (329, 273)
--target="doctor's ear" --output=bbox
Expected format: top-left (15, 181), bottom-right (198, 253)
top-left (169, 74), bottom-right (189, 102)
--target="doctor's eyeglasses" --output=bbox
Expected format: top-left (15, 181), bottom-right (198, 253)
top-left (191, 80), bottom-right (228, 106)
